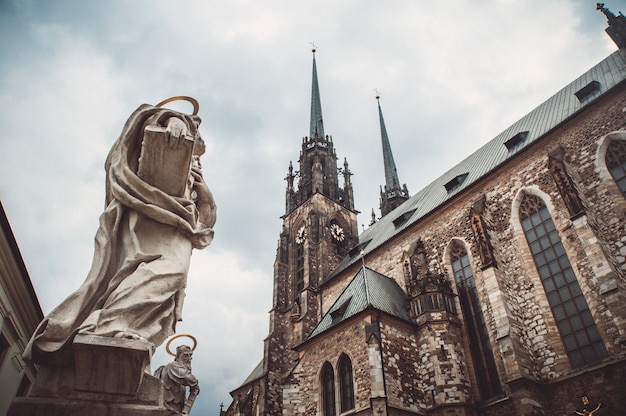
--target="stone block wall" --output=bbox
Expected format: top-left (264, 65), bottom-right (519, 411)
top-left (345, 83), bottom-right (626, 412)
top-left (285, 317), bottom-right (372, 416)
top-left (378, 318), bottom-right (425, 413)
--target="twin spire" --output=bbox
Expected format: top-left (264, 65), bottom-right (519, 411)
top-left (287, 47), bottom-right (409, 217)
top-left (377, 95), bottom-right (401, 193)
top-left (376, 94), bottom-right (410, 217)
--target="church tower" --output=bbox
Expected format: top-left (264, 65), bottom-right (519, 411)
top-left (376, 94), bottom-right (409, 217)
top-left (263, 48), bottom-right (359, 415)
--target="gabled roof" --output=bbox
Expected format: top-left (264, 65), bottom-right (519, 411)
top-left (231, 359), bottom-right (265, 393)
top-left (304, 266), bottom-right (410, 343)
top-left (328, 48), bottom-right (626, 280)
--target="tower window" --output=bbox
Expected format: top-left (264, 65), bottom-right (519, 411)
top-left (338, 354), bottom-right (355, 412)
top-left (450, 241), bottom-right (502, 400)
top-left (519, 193), bottom-right (608, 368)
top-left (321, 362), bottom-right (336, 416)
top-left (606, 138), bottom-right (626, 198)
top-left (296, 240), bottom-right (304, 293)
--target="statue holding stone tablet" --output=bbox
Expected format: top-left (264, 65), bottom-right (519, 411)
top-left (24, 97), bottom-right (216, 366)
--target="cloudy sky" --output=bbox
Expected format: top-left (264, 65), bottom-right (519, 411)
top-left (0, 0), bottom-right (623, 413)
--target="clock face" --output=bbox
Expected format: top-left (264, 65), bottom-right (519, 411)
top-left (295, 225), bottom-right (306, 244)
top-left (330, 223), bottom-right (345, 241)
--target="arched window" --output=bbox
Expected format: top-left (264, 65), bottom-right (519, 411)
top-left (321, 362), bottom-right (335, 416)
top-left (450, 241), bottom-right (502, 400)
top-left (338, 354), bottom-right (355, 412)
top-left (295, 224), bottom-right (305, 293)
top-left (606, 138), bottom-right (626, 198)
top-left (519, 193), bottom-right (608, 368)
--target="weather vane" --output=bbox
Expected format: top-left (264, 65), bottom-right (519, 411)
top-left (373, 88), bottom-right (381, 99)
top-left (310, 41), bottom-right (317, 52)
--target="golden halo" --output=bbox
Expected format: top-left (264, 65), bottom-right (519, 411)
top-left (165, 333), bottom-right (198, 356)
top-left (155, 96), bottom-right (199, 116)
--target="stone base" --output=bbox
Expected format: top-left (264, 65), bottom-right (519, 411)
top-left (8, 334), bottom-right (170, 416)
top-left (73, 334), bottom-right (152, 395)
top-left (8, 397), bottom-right (172, 416)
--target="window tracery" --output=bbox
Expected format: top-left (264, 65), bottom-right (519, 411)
top-left (449, 241), bottom-right (502, 400)
top-left (519, 193), bottom-right (608, 367)
top-left (321, 362), bottom-right (335, 416)
top-left (338, 354), bottom-right (354, 412)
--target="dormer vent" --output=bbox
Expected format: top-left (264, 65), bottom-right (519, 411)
top-left (444, 173), bottom-right (469, 193)
top-left (348, 239), bottom-right (372, 258)
top-left (504, 131), bottom-right (529, 151)
top-left (574, 80), bottom-right (600, 102)
top-left (392, 209), bottom-right (416, 228)
top-left (330, 297), bottom-right (352, 324)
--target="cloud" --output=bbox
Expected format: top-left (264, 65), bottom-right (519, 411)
top-left (0, 0), bottom-right (620, 413)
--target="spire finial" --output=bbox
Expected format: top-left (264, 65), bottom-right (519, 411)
top-left (310, 41), bottom-right (317, 53)
top-left (374, 88), bottom-right (380, 100)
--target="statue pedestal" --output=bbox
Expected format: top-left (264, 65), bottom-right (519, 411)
top-left (8, 335), bottom-right (170, 416)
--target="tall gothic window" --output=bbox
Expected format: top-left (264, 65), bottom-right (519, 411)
top-left (606, 138), bottom-right (626, 198)
top-left (321, 362), bottom-right (336, 416)
top-left (519, 193), bottom-right (608, 368)
top-left (450, 242), bottom-right (502, 400)
top-left (295, 239), bottom-right (304, 293)
top-left (338, 354), bottom-right (355, 412)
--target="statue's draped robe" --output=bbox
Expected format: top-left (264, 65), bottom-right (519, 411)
top-left (24, 105), bottom-right (214, 366)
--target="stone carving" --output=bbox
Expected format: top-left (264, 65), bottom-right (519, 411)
top-left (24, 99), bottom-right (217, 366)
top-left (548, 146), bottom-right (585, 219)
top-left (155, 342), bottom-right (199, 415)
top-left (470, 195), bottom-right (496, 269)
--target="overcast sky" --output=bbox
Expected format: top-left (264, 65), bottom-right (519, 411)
top-left (0, 0), bottom-right (623, 414)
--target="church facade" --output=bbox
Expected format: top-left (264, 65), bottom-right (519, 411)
top-left (224, 7), bottom-right (626, 416)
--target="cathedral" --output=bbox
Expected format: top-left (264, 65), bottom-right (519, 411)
top-left (223, 6), bottom-right (626, 416)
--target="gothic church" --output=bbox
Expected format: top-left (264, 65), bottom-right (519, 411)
top-left (224, 6), bottom-right (626, 415)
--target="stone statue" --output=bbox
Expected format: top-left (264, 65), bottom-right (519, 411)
top-left (24, 99), bottom-right (216, 366)
top-left (155, 344), bottom-right (199, 415)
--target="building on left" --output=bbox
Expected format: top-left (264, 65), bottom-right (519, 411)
top-left (0, 200), bottom-right (43, 415)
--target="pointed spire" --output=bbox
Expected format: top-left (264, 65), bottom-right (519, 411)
top-left (375, 92), bottom-right (410, 217)
top-left (377, 94), bottom-right (401, 191)
top-left (310, 46), bottom-right (325, 139)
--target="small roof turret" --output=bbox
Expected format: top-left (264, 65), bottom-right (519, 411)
top-left (597, 3), bottom-right (626, 48)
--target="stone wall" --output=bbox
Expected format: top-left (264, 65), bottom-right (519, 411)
top-left (332, 83), bottom-right (626, 413)
top-left (286, 317), bottom-right (372, 416)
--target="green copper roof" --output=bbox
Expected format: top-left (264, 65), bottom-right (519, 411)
top-left (305, 266), bottom-right (410, 342)
top-left (328, 48), bottom-right (626, 280)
